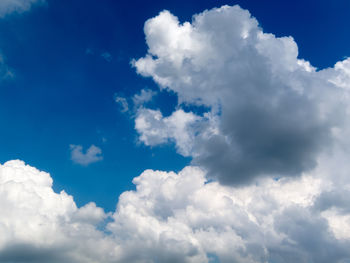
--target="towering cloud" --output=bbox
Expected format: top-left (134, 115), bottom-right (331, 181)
top-left (134, 5), bottom-right (349, 185)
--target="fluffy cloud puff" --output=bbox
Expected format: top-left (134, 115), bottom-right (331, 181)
top-left (133, 5), bottom-right (350, 185)
top-left (0, 160), bottom-right (116, 263)
top-left (1, 157), bottom-right (350, 263)
top-left (70, 144), bottom-right (103, 166)
top-left (0, 0), bottom-right (43, 17)
top-left (135, 108), bottom-right (199, 155)
top-left (133, 89), bottom-right (157, 107)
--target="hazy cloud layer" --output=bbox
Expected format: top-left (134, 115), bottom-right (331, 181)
top-left (0, 0), bottom-right (43, 17)
top-left (1, 156), bottom-right (350, 262)
top-left (70, 144), bottom-right (103, 166)
top-left (134, 5), bottom-right (349, 185)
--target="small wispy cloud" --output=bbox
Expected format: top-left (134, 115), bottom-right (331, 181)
top-left (70, 144), bottom-right (103, 166)
top-left (101, 52), bottom-right (112, 62)
top-left (132, 89), bottom-right (156, 107)
top-left (115, 96), bottom-right (129, 112)
top-left (0, 0), bottom-right (44, 18)
top-left (85, 48), bottom-right (94, 55)
top-left (85, 48), bottom-right (113, 62)
top-left (0, 53), bottom-right (14, 80)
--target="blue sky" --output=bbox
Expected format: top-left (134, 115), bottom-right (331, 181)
top-left (1, 0), bottom-right (349, 211)
top-left (1, 1), bottom-right (350, 262)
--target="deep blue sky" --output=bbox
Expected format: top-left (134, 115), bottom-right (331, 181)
top-left (1, 0), bottom-right (349, 211)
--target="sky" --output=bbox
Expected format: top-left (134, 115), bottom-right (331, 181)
top-left (1, 0), bottom-right (350, 263)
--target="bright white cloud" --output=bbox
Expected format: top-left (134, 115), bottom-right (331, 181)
top-left (135, 108), bottom-right (199, 155)
top-left (70, 144), bottom-right (103, 166)
top-left (0, 160), bottom-right (114, 263)
top-left (0, 0), bottom-right (43, 17)
top-left (1, 158), bottom-right (350, 262)
top-left (134, 5), bottom-right (350, 185)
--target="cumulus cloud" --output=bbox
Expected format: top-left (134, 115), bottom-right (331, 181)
top-left (0, 0), bottom-right (44, 17)
top-left (0, 160), bottom-right (113, 263)
top-left (1, 158), bottom-right (350, 263)
top-left (135, 108), bottom-right (199, 155)
top-left (70, 144), bottom-right (103, 166)
top-left (133, 5), bottom-right (349, 185)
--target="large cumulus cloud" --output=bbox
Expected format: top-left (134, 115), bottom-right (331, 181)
top-left (1, 157), bottom-right (350, 262)
top-left (134, 5), bottom-right (349, 185)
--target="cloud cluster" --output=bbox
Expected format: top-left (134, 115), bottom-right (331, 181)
top-left (2, 4), bottom-right (350, 263)
top-left (1, 157), bottom-right (350, 262)
top-left (70, 144), bottom-right (103, 166)
top-left (0, 0), bottom-right (43, 17)
top-left (133, 5), bottom-right (349, 185)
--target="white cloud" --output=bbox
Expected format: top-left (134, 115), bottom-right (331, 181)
top-left (133, 5), bottom-right (350, 185)
top-left (2, 4), bottom-right (350, 263)
top-left (135, 108), bottom-right (200, 155)
top-left (0, 160), bottom-right (114, 263)
top-left (132, 89), bottom-right (157, 107)
top-left (0, 0), bottom-right (44, 17)
top-left (70, 144), bottom-right (103, 166)
top-left (1, 158), bottom-right (350, 262)
top-left (115, 96), bottom-right (129, 112)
